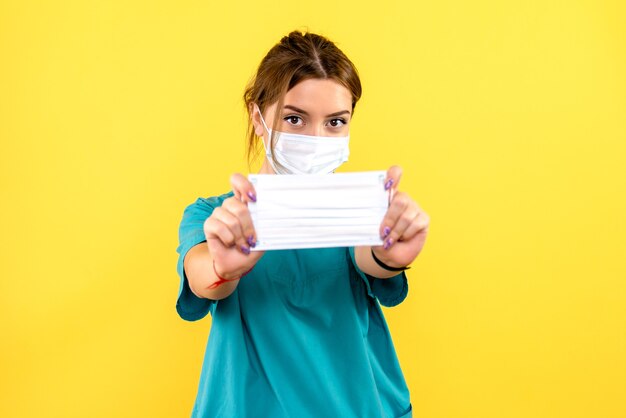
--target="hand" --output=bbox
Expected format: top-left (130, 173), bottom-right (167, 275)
top-left (203, 173), bottom-right (264, 279)
top-left (374, 165), bottom-right (430, 268)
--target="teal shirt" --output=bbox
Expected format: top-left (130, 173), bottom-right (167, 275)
top-left (176, 192), bottom-right (412, 418)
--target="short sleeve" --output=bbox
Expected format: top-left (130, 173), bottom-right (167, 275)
top-left (175, 192), bottom-right (234, 321)
top-left (347, 247), bottom-right (409, 307)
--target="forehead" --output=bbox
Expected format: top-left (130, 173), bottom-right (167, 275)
top-left (284, 79), bottom-right (352, 112)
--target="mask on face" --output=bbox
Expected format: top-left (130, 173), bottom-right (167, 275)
top-left (256, 105), bottom-right (350, 175)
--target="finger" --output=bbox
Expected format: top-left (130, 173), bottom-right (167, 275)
top-left (397, 211), bottom-right (430, 241)
top-left (222, 197), bottom-right (258, 249)
top-left (381, 194), bottom-right (419, 249)
top-left (384, 165), bottom-right (403, 192)
top-left (204, 216), bottom-right (236, 247)
top-left (379, 191), bottom-right (410, 246)
top-left (209, 206), bottom-right (249, 254)
top-left (230, 173), bottom-right (257, 203)
top-left (386, 204), bottom-right (420, 245)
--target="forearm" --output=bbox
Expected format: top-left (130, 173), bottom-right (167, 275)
top-left (354, 246), bottom-right (405, 279)
top-left (184, 243), bottom-right (241, 300)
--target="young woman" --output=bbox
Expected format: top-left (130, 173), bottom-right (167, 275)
top-left (176, 30), bottom-right (430, 418)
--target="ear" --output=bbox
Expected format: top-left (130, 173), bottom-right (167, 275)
top-left (249, 103), bottom-right (264, 137)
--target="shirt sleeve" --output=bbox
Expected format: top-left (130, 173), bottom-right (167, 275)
top-left (347, 247), bottom-right (409, 307)
top-left (175, 194), bottom-right (231, 321)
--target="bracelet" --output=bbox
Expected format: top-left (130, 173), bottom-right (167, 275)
top-left (371, 248), bottom-right (411, 272)
top-left (208, 260), bottom-right (253, 289)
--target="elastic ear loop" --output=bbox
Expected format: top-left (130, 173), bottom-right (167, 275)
top-left (255, 104), bottom-right (272, 153)
top-left (256, 104), bottom-right (271, 135)
top-left (255, 104), bottom-right (278, 171)
top-left (208, 260), bottom-right (253, 289)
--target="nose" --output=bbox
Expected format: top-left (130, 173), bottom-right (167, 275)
top-left (311, 124), bottom-right (324, 137)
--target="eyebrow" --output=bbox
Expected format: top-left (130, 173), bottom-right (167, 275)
top-left (283, 105), bottom-right (351, 118)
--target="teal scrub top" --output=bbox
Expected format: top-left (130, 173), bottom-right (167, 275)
top-left (176, 191), bottom-right (413, 418)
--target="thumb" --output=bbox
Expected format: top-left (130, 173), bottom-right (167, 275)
top-left (384, 165), bottom-right (403, 203)
top-left (384, 165), bottom-right (403, 191)
top-left (230, 173), bottom-right (257, 203)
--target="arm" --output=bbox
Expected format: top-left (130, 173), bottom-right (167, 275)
top-left (185, 173), bottom-right (264, 301)
top-left (355, 166), bottom-right (430, 278)
top-left (184, 242), bottom-right (245, 300)
top-left (354, 246), bottom-right (406, 279)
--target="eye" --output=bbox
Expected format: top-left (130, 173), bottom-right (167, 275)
top-left (328, 118), bottom-right (347, 128)
top-left (284, 115), bottom-right (304, 126)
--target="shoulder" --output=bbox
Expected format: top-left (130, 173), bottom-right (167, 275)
top-left (184, 191), bottom-right (235, 214)
top-left (178, 190), bottom-right (234, 239)
top-left (180, 191), bottom-right (235, 221)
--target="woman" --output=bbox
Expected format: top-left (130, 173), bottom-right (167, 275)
top-left (176, 30), bottom-right (430, 418)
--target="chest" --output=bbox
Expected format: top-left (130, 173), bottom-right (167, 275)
top-left (237, 247), bottom-right (353, 307)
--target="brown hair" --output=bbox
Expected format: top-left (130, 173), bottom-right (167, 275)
top-left (243, 30), bottom-right (362, 168)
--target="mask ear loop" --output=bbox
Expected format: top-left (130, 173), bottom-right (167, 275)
top-left (255, 104), bottom-right (273, 157)
top-left (255, 104), bottom-right (271, 134)
top-left (255, 104), bottom-right (287, 175)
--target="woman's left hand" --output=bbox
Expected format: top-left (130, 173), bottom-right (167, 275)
top-left (374, 165), bottom-right (430, 268)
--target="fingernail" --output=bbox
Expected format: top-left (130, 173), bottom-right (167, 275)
top-left (384, 179), bottom-right (394, 190)
top-left (383, 226), bottom-right (391, 238)
top-left (383, 238), bottom-right (393, 250)
top-left (241, 245), bottom-right (250, 255)
top-left (247, 236), bottom-right (256, 248)
top-left (247, 191), bottom-right (257, 202)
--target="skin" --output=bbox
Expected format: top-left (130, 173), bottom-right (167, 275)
top-left (184, 79), bottom-right (430, 300)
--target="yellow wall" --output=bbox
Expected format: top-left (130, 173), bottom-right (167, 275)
top-left (1, 1), bottom-right (625, 417)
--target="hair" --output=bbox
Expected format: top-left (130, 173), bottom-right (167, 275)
top-left (243, 30), bottom-right (362, 169)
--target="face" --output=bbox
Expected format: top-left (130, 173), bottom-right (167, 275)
top-left (252, 78), bottom-right (353, 174)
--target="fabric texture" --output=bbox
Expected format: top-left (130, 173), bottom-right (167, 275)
top-left (176, 191), bottom-right (412, 418)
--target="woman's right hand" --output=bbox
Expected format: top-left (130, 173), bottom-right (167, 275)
top-left (203, 173), bottom-right (264, 279)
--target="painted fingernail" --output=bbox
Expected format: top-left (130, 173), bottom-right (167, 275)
top-left (247, 236), bottom-right (256, 248)
top-left (241, 245), bottom-right (250, 255)
top-left (383, 238), bottom-right (393, 250)
top-left (384, 179), bottom-right (394, 190)
top-left (383, 226), bottom-right (391, 238)
top-left (247, 191), bottom-right (257, 202)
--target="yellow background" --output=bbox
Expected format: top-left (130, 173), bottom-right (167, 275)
top-left (1, 1), bottom-right (625, 417)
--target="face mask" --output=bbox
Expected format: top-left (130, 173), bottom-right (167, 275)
top-left (248, 171), bottom-right (388, 250)
top-left (256, 105), bottom-right (350, 175)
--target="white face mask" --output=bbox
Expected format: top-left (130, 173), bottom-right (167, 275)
top-left (256, 105), bottom-right (350, 175)
top-left (248, 171), bottom-right (388, 250)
